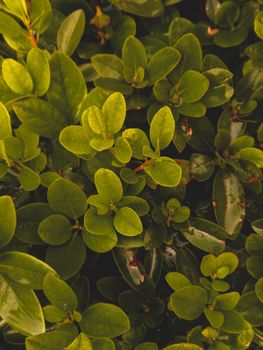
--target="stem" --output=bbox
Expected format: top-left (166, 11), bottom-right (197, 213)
top-left (28, 28), bottom-right (38, 48)
top-left (134, 159), bottom-right (153, 173)
top-left (23, 4), bottom-right (38, 48)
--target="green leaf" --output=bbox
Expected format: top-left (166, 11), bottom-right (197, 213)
top-left (258, 123), bottom-right (263, 142)
top-left (215, 1), bottom-right (240, 28)
top-left (204, 308), bottom-right (224, 328)
top-left (171, 285), bottom-right (207, 320)
top-left (86, 105), bottom-right (105, 135)
top-left (89, 137), bottom-right (114, 152)
top-left (174, 206), bottom-right (190, 223)
top-left (26, 331), bottom-right (74, 350)
top-left (84, 208), bottom-right (114, 235)
top-left (0, 275), bottom-right (45, 336)
top-left (47, 178), bottom-right (87, 219)
top-left (122, 128), bottom-right (150, 160)
top-left (48, 52), bottom-right (87, 119)
top-left (46, 235), bottom-right (86, 280)
top-left (2, 58), bottom-right (33, 95)
top-left (182, 218), bottom-right (226, 254)
top-left (213, 169), bottom-right (245, 237)
top-left (178, 70), bottom-right (209, 103)
top-left (38, 214), bottom-right (73, 245)
top-left (252, 218), bottom-right (263, 235)
top-left (190, 154), bottom-right (215, 182)
top-left (145, 157), bottom-right (182, 187)
top-left (114, 136), bottom-right (132, 163)
top-left (255, 11), bottom-right (263, 40)
top-left (80, 302), bottom-right (130, 338)
top-left (87, 195), bottom-right (109, 215)
top-left (29, 0), bottom-right (52, 34)
top-left (83, 230), bottom-right (117, 253)
top-left (102, 92), bottom-right (126, 135)
top-left (214, 26), bottom-right (248, 48)
top-left (96, 276), bottom-right (126, 301)
top-left (17, 163), bottom-right (41, 191)
top-left (150, 106), bottom-right (175, 150)
top-left (65, 333), bottom-right (92, 350)
top-left (0, 251), bottom-right (54, 289)
top-left (237, 291), bottom-right (263, 327)
top-left (247, 255), bottom-right (263, 278)
top-left (163, 344), bottom-right (202, 350)
top-left (43, 273), bottom-right (78, 312)
top-left (201, 68), bottom-right (234, 108)
top-left (118, 196), bottom-right (149, 216)
top-left (57, 9), bottom-right (85, 56)
top-left (94, 168), bottom-right (123, 204)
top-left (165, 272), bottom-right (191, 291)
top-left (26, 48), bottom-right (50, 97)
top-left (205, 0), bottom-right (221, 21)
top-left (111, 16), bottom-right (136, 51)
top-left (178, 102), bottom-right (206, 118)
top-left (230, 135), bottom-right (254, 151)
top-left (215, 129), bottom-right (231, 152)
top-left (246, 234), bottom-right (263, 256)
top-left (239, 147), bottom-right (263, 167)
top-left (111, 0), bottom-right (164, 17)
top-left (211, 280), bottom-right (230, 292)
top-left (1, 0), bottom-right (27, 19)
top-left (114, 206), bottom-right (143, 236)
top-left (255, 277), bottom-right (263, 303)
top-left (91, 54), bottom-right (124, 79)
top-left (135, 343), bottom-right (158, 350)
top-left (200, 254), bottom-right (217, 277)
top-left (216, 252), bottom-right (239, 276)
top-left (91, 338), bottom-right (116, 350)
top-left (16, 203), bottom-right (54, 245)
top-left (215, 292), bottom-right (240, 310)
top-left (0, 195), bottom-right (16, 249)
top-left (170, 33), bottom-right (202, 80)
top-left (147, 47), bottom-right (181, 85)
top-left (13, 98), bottom-right (66, 137)
top-left (43, 305), bottom-right (67, 323)
top-left (0, 102), bottom-right (12, 139)
top-left (0, 11), bottom-right (27, 37)
top-left (59, 125), bottom-right (95, 156)
top-left (169, 17), bottom-right (194, 46)
top-left (122, 36), bottom-right (147, 82)
top-left (221, 310), bottom-right (246, 334)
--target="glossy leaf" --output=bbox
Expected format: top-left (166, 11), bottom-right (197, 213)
top-left (80, 303), bottom-right (130, 338)
top-left (213, 169), bottom-right (245, 237)
top-left (114, 206), bottom-right (143, 236)
top-left (57, 9), bottom-right (85, 56)
top-left (147, 47), bottom-right (181, 85)
top-left (48, 52), bottom-right (87, 119)
top-left (0, 252), bottom-right (54, 289)
top-left (94, 168), bottom-right (123, 204)
top-left (0, 275), bottom-right (45, 336)
top-left (26, 48), bottom-right (50, 96)
top-left (46, 235), bottom-right (86, 280)
top-left (171, 285), bottom-right (207, 320)
top-left (150, 106), bottom-right (175, 150)
top-left (2, 58), bottom-right (33, 95)
top-left (145, 157), bottom-right (182, 187)
top-left (47, 178), bottom-right (87, 219)
top-left (0, 196), bottom-right (16, 249)
top-left (43, 273), bottom-right (78, 312)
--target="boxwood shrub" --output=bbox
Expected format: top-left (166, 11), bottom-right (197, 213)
top-left (0, 0), bottom-right (263, 349)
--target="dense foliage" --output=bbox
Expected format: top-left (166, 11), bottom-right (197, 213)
top-left (1, 0), bottom-right (263, 349)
